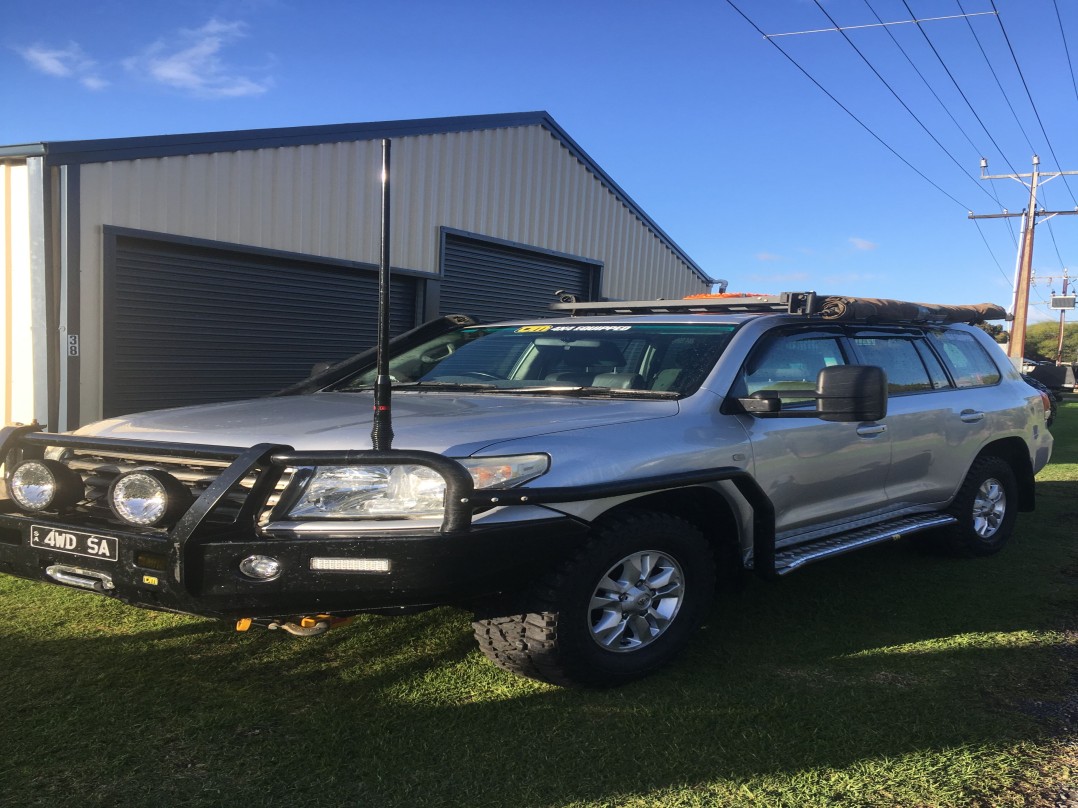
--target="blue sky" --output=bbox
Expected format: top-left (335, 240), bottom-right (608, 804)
top-left (3, 0), bottom-right (1078, 323)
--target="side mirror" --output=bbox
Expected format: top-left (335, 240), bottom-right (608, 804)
top-left (816, 365), bottom-right (887, 422)
top-left (736, 364), bottom-right (887, 422)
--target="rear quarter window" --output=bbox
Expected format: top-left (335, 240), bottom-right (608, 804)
top-left (928, 329), bottom-right (1002, 388)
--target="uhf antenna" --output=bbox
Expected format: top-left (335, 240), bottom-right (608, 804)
top-left (371, 138), bottom-right (393, 450)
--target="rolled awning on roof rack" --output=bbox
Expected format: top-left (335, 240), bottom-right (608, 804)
top-left (817, 297), bottom-right (1008, 324)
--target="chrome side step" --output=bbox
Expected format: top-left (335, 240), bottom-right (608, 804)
top-left (771, 514), bottom-right (957, 575)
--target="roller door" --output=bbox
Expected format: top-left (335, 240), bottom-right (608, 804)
top-left (440, 233), bottom-right (599, 322)
top-left (104, 236), bottom-right (417, 417)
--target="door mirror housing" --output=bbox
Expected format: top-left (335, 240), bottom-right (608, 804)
top-left (815, 365), bottom-right (887, 422)
top-left (737, 365), bottom-right (888, 422)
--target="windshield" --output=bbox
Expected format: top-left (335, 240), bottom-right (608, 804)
top-left (334, 323), bottom-right (736, 397)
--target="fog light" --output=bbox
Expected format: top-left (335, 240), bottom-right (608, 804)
top-left (240, 555), bottom-right (282, 580)
top-left (310, 557), bottom-right (391, 573)
top-left (109, 469), bottom-right (192, 527)
top-left (9, 459), bottom-right (84, 512)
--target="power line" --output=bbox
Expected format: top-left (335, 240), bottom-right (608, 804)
top-left (766, 10), bottom-right (995, 38)
top-left (1052, 0), bottom-right (1078, 110)
top-left (1037, 186), bottom-right (1069, 270)
top-left (955, 0), bottom-right (1038, 156)
top-left (990, 0), bottom-right (1078, 206)
top-left (862, 1), bottom-right (982, 158)
top-left (972, 216), bottom-right (1018, 286)
top-left (724, 0), bottom-right (973, 210)
top-left (808, 0), bottom-right (1000, 206)
top-left (898, 0), bottom-right (1022, 178)
top-left (865, 0), bottom-right (1017, 229)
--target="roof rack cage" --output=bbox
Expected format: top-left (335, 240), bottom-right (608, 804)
top-left (550, 293), bottom-right (1009, 324)
top-left (551, 292), bottom-right (818, 316)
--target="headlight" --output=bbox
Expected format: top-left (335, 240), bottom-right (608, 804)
top-left (288, 465), bottom-right (446, 519)
top-left (286, 454), bottom-right (549, 520)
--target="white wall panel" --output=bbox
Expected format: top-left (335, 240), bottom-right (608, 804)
top-left (1, 161), bottom-right (38, 427)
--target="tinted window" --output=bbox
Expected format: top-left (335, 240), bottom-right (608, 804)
top-left (732, 330), bottom-right (847, 403)
top-left (914, 340), bottom-right (952, 389)
top-left (337, 324), bottom-right (736, 396)
top-left (928, 329), bottom-right (1001, 388)
top-left (852, 336), bottom-right (933, 393)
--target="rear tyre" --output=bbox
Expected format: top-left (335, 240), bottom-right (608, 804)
top-left (472, 511), bottom-right (715, 687)
top-left (942, 456), bottom-right (1018, 556)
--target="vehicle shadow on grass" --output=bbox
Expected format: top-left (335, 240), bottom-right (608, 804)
top-left (1, 483), bottom-right (1075, 808)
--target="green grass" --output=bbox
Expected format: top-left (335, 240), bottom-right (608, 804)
top-left (2, 405), bottom-right (1077, 807)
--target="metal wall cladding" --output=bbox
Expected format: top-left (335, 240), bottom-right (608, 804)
top-left (78, 124), bottom-right (706, 297)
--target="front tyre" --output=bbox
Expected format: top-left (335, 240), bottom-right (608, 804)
top-left (472, 511), bottom-right (716, 687)
top-left (943, 456), bottom-right (1018, 556)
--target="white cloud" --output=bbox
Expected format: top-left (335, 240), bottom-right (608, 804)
top-left (16, 42), bottom-right (108, 90)
top-left (849, 237), bottom-right (878, 251)
top-left (754, 252), bottom-right (783, 262)
top-left (125, 18), bottom-right (272, 98)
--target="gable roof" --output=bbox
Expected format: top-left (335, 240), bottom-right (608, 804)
top-left (0, 111), bottom-right (710, 282)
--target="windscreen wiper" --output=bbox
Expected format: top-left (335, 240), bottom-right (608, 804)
top-left (502, 386), bottom-right (679, 399)
top-left (390, 381), bottom-right (499, 391)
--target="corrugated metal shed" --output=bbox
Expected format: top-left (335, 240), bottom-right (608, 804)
top-left (1, 111), bottom-right (713, 427)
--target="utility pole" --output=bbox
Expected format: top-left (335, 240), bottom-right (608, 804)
top-left (968, 156), bottom-right (1078, 363)
top-left (1027, 270), bottom-right (1074, 366)
top-left (1056, 271), bottom-right (1069, 366)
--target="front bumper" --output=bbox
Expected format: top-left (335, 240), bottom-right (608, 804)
top-left (0, 425), bottom-right (592, 619)
top-left (1, 424), bottom-right (760, 617)
top-left (0, 510), bottom-right (588, 619)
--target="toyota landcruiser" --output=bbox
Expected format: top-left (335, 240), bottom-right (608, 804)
top-left (0, 292), bottom-right (1053, 686)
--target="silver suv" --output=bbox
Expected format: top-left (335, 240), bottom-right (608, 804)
top-left (0, 293), bottom-right (1053, 687)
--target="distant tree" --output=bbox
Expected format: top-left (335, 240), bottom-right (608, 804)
top-left (1023, 321), bottom-right (1078, 362)
top-left (976, 322), bottom-right (1008, 343)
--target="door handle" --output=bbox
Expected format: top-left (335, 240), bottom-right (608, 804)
top-left (856, 424), bottom-right (887, 437)
top-left (959, 410), bottom-right (985, 423)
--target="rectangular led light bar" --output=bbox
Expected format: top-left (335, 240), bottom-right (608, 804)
top-left (309, 557), bottom-right (392, 573)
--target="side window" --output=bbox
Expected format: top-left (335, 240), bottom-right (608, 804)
top-left (928, 329), bottom-right (1002, 388)
top-left (914, 340), bottom-right (952, 389)
top-left (732, 330), bottom-right (846, 403)
top-left (851, 335), bottom-right (933, 394)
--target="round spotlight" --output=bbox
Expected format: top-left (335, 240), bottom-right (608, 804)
top-left (239, 555), bottom-right (282, 581)
top-left (9, 459), bottom-right (84, 512)
top-left (109, 469), bottom-right (193, 527)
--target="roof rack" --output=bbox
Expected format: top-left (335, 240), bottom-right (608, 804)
top-left (551, 292), bottom-right (817, 316)
top-left (550, 292), bottom-right (1009, 325)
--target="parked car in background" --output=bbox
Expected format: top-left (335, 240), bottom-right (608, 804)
top-left (1022, 374), bottom-right (1059, 428)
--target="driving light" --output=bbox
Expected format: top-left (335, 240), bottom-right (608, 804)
top-left (239, 555), bottom-right (282, 580)
top-left (9, 459), bottom-right (85, 512)
top-left (109, 469), bottom-right (193, 527)
top-left (310, 557), bottom-right (391, 573)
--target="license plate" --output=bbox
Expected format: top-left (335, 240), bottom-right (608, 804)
top-left (30, 525), bottom-right (119, 562)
